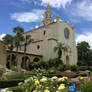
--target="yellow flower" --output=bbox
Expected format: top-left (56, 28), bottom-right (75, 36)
top-left (58, 78), bottom-right (65, 82)
top-left (46, 87), bottom-right (49, 89)
top-left (79, 77), bottom-right (84, 80)
top-left (40, 77), bottom-right (47, 82)
top-left (44, 89), bottom-right (50, 92)
top-left (63, 76), bottom-right (68, 80)
top-left (51, 76), bottom-right (57, 81)
top-left (35, 80), bottom-right (40, 85)
top-left (58, 84), bottom-right (65, 90)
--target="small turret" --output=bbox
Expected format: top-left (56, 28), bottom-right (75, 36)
top-left (72, 24), bottom-right (74, 30)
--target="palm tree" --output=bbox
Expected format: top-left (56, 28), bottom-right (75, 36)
top-left (23, 35), bottom-right (33, 69)
top-left (3, 34), bottom-right (14, 68)
top-left (13, 26), bottom-right (24, 50)
top-left (23, 35), bottom-right (33, 54)
top-left (13, 26), bottom-right (24, 66)
top-left (54, 42), bottom-right (67, 60)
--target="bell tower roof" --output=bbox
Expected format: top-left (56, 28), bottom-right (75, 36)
top-left (43, 5), bottom-right (54, 26)
top-left (45, 5), bottom-right (52, 19)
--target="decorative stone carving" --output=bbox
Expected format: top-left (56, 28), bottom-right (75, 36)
top-left (42, 5), bottom-right (54, 26)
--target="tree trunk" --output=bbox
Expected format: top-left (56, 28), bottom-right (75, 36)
top-left (16, 46), bottom-right (18, 67)
top-left (82, 48), bottom-right (84, 60)
top-left (24, 44), bottom-right (27, 69)
top-left (10, 54), bottom-right (12, 69)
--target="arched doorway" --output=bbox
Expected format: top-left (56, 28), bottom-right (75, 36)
top-left (21, 56), bottom-right (30, 70)
top-left (6, 54), bottom-right (17, 69)
top-left (33, 57), bottom-right (40, 62)
top-left (66, 55), bottom-right (69, 65)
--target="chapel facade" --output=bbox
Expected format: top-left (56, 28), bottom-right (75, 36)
top-left (0, 5), bottom-right (77, 69)
top-left (22, 5), bottom-right (77, 65)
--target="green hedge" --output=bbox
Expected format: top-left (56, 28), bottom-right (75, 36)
top-left (7, 72), bottom-right (31, 80)
top-left (0, 80), bottom-right (24, 88)
top-left (79, 66), bottom-right (88, 71)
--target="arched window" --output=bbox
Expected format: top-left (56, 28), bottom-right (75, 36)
top-left (6, 54), bottom-right (17, 69)
top-left (33, 58), bottom-right (40, 62)
top-left (21, 56), bottom-right (30, 70)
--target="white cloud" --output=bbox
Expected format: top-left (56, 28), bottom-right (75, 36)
top-left (41, 0), bottom-right (72, 8)
top-left (70, 0), bottom-right (92, 21)
top-left (35, 25), bottom-right (39, 28)
top-left (11, 9), bottom-right (45, 23)
top-left (76, 32), bottom-right (92, 48)
top-left (0, 34), bottom-right (6, 40)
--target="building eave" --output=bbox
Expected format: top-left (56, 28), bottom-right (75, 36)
top-left (7, 49), bottom-right (43, 57)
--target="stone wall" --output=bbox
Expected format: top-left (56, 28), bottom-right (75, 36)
top-left (0, 41), bottom-right (7, 67)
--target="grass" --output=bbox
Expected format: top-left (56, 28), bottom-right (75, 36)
top-left (7, 72), bottom-right (32, 80)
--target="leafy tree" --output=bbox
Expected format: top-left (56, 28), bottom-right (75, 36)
top-left (54, 42), bottom-right (67, 60)
top-left (13, 26), bottom-right (24, 66)
top-left (77, 41), bottom-right (90, 61)
top-left (3, 34), bottom-right (15, 68)
top-left (23, 35), bottom-right (33, 54)
top-left (23, 35), bottom-right (33, 69)
top-left (88, 50), bottom-right (92, 65)
top-left (13, 26), bottom-right (24, 50)
top-left (3, 34), bottom-right (14, 50)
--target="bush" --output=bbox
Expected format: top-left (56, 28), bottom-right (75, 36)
top-left (70, 65), bottom-right (79, 72)
top-left (32, 60), bottom-right (47, 69)
top-left (78, 80), bottom-right (92, 92)
top-left (10, 87), bottom-right (23, 92)
top-left (0, 80), bottom-right (24, 88)
top-left (11, 66), bottom-right (19, 71)
top-left (79, 66), bottom-right (88, 71)
top-left (7, 72), bottom-right (31, 80)
top-left (88, 66), bottom-right (92, 71)
top-left (30, 58), bottom-right (63, 70)
top-left (47, 58), bottom-right (63, 68)
top-left (57, 64), bottom-right (68, 72)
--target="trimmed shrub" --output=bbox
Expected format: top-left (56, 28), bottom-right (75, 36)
top-left (70, 65), bottom-right (79, 72)
top-left (11, 66), bottom-right (19, 71)
top-left (30, 58), bottom-right (63, 70)
top-left (79, 66), bottom-right (88, 71)
top-left (7, 72), bottom-right (31, 80)
top-left (10, 87), bottom-right (23, 92)
top-left (57, 64), bottom-right (68, 72)
top-left (88, 66), bottom-right (92, 71)
top-left (0, 80), bottom-right (24, 88)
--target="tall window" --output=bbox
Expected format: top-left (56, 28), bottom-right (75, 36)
top-left (43, 30), bottom-right (46, 35)
top-left (37, 45), bottom-right (40, 49)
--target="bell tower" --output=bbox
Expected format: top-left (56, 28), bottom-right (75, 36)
top-left (42, 5), bottom-right (54, 26)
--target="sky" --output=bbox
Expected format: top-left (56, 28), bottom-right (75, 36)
top-left (0, 0), bottom-right (92, 48)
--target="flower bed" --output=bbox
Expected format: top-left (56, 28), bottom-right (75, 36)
top-left (1, 76), bottom-right (82, 92)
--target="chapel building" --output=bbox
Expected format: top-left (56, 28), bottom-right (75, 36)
top-left (0, 5), bottom-right (77, 69)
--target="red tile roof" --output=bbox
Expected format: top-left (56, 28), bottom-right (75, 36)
top-left (7, 49), bottom-right (43, 57)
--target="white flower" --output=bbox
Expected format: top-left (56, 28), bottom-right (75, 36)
top-left (1, 88), bottom-right (12, 92)
top-left (18, 82), bottom-right (23, 86)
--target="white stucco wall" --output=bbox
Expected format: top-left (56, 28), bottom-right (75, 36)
top-left (24, 21), bottom-right (77, 65)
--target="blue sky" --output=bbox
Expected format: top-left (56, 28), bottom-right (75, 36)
top-left (0, 0), bottom-right (92, 48)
